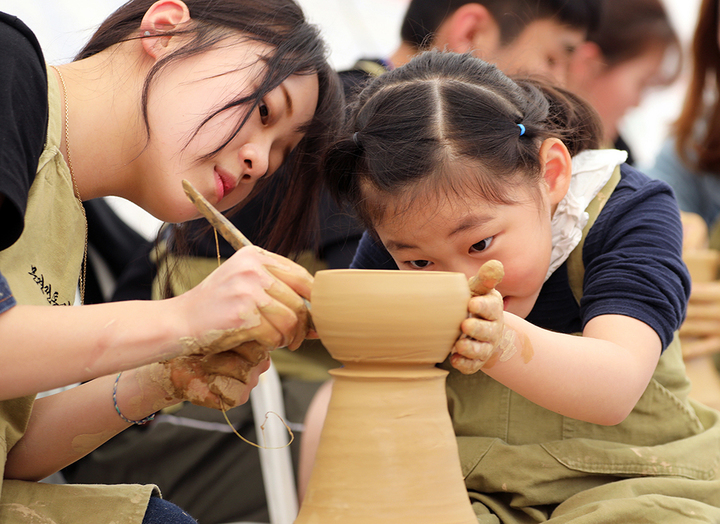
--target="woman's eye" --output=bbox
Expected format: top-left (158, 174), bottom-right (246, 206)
top-left (408, 259), bottom-right (431, 269)
top-left (259, 102), bottom-right (269, 123)
top-left (470, 236), bottom-right (493, 253)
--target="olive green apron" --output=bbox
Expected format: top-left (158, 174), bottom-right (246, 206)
top-left (0, 66), bottom-right (157, 524)
top-left (442, 168), bottom-right (720, 522)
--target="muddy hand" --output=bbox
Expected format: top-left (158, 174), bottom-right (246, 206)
top-left (159, 352), bottom-right (270, 410)
top-left (452, 260), bottom-right (505, 374)
top-left (175, 245), bottom-right (315, 360)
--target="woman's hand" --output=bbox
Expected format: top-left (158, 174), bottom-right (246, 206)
top-left (451, 260), bottom-right (505, 374)
top-left (174, 245), bottom-right (314, 357)
top-left (146, 351), bottom-right (271, 410)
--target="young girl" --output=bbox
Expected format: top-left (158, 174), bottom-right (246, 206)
top-left (320, 50), bottom-right (720, 521)
top-left (0, 0), bottom-right (342, 522)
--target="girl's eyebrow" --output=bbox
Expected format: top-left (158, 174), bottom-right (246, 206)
top-left (384, 239), bottom-right (417, 251)
top-left (448, 213), bottom-right (494, 237)
top-left (384, 213), bottom-right (494, 252)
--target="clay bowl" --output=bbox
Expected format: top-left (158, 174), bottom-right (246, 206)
top-left (310, 269), bottom-right (470, 366)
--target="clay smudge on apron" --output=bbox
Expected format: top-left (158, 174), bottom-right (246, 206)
top-left (1, 503), bottom-right (58, 523)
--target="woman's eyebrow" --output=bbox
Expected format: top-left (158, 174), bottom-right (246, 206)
top-left (281, 83), bottom-right (293, 116)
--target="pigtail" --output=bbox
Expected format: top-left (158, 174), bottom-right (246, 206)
top-left (515, 78), bottom-right (603, 155)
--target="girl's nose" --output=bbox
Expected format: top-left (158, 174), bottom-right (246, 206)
top-left (239, 143), bottom-right (270, 184)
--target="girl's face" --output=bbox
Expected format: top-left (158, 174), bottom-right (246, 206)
top-left (373, 179), bottom-right (554, 319)
top-left (133, 41), bottom-right (319, 222)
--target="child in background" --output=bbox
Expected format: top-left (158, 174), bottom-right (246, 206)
top-left (318, 50), bottom-right (720, 521)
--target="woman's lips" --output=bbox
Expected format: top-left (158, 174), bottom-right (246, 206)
top-left (214, 167), bottom-right (236, 201)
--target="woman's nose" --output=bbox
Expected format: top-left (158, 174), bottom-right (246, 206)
top-left (239, 142), bottom-right (270, 184)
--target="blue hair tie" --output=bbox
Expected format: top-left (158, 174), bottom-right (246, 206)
top-left (517, 123), bottom-right (526, 136)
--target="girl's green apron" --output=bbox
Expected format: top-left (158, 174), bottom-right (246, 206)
top-left (443, 168), bottom-right (720, 522)
top-left (0, 67), bottom-right (157, 523)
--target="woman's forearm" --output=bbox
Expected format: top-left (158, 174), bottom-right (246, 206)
top-left (0, 299), bottom-right (185, 400)
top-left (4, 367), bottom-right (178, 480)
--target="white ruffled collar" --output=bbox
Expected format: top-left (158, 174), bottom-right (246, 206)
top-left (546, 149), bottom-right (628, 281)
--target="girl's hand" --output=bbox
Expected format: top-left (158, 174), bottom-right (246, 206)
top-left (174, 246), bottom-right (314, 357)
top-left (451, 289), bottom-right (505, 374)
top-left (451, 260), bottom-right (505, 374)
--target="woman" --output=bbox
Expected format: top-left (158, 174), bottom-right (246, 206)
top-left (0, 0), bottom-right (342, 522)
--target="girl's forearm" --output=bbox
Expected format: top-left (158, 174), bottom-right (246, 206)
top-left (0, 299), bottom-right (185, 400)
top-left (482, 313), bottom-right (661, 426)
top-left (4, 367), bottom-right (178, 480)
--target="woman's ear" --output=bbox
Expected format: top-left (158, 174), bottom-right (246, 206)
top-left (140, 0), bottom-right (192, 59)
top-left (435, 3), bottom-right (500, 55)
top-left (539, 138), bottom-right (573, 206)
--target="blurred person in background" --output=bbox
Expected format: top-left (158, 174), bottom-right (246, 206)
top-left (646, 0), bottom-right (720, 230)
top-left (566, 0), bottom-right (681, 165)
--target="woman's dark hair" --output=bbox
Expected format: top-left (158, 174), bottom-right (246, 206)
top-left (673, 0), bottom-right (720, 173)
top-left (76, 0), bottom-right (343, 256)
top-left (324, 50), bottom-right (602, 230)
top-left (400, 0), bottom-right (602, 49)
top-left (588, 0), bottom-right (680, 85)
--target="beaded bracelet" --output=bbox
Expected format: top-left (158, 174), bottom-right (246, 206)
top-left (113, 372), bottom-right (156, 425)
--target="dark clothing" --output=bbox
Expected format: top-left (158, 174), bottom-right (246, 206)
top-left (0, 12), bottom-right (47, 251)
top-left (351, 162), bottom-right (690, 351)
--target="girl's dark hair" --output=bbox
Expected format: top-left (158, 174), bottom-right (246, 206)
top-left (77, 0), bottom-right (343, 256)
top-left (324, 50), bottom-right (601, 229)
top-left (673, 0), bottom-right (720, 174)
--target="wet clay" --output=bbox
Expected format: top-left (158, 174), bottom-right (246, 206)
top-left (295, 269), bottom-right (477, 524)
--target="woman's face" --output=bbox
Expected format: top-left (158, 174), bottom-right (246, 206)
top-left (133, 41), bottom-right (319, 222)
top-left (372, 179), bottom-right (554, 319)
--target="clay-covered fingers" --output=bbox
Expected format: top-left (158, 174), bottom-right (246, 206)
top-left (177, 246), bottom-right (314, 356)
top-left (162, 354), bottom-right (270, 410)
top-left (451, 337), bottom-right (495, 374)
top-left (207, 357), bottom-right (270, 408)
top-left (256, 262), bottom-right (312, 350)
top-left (258, 249), bottom-right (314, 302)
top-left (468, 260), bottom-right (504, 296)
top-left (199, 348), bottom-right (268, 383)
top-left (450, 289), bottom-right (505, 374)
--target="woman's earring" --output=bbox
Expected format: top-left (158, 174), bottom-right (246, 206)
top-left (143, 31), bottom-right (151, 37)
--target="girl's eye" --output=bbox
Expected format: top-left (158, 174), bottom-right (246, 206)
top-left (259, 102), bottom-right (269, 123)
top-left (470, 236), bottom-right (494, 253)
top-left (408, 259), bottom-right (431, 269)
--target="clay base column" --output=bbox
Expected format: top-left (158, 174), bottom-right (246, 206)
top-left (295, 364), bottom-right (476, 523)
